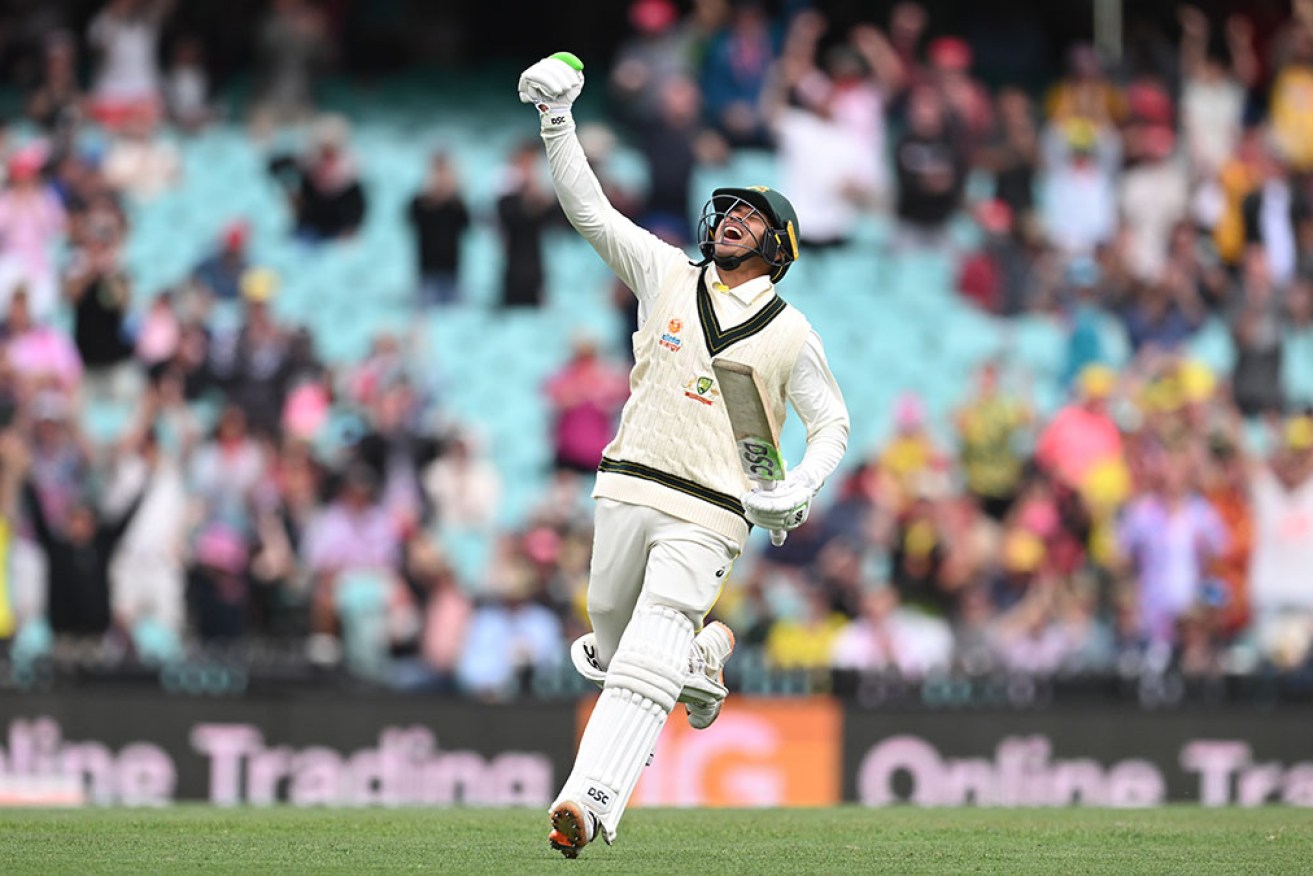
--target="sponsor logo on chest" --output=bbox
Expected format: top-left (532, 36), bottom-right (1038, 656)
top-left (659, 317), bottom-right (684, 352)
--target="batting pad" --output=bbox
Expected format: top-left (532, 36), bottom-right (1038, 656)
top-left (553, 604), bottom-right (693, 842)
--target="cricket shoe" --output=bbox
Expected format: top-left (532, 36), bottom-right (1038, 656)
top-left (685, 621), bottom-right (735, 730)
top-left (548, 800), bottom-right (600, 859)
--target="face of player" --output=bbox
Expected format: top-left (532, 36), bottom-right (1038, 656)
top-left (713, 203), bottom-right (771, 262)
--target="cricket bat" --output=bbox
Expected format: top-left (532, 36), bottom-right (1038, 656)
top-left (712, 358), bottom-right (788, 546)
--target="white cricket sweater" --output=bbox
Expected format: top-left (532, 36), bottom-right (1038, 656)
top-left (595, 264), bottom-right (810, 545)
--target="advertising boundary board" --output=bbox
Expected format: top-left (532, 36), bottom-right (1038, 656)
top-left (3, 694), bottom-right (1312, 808)
top-left (843, 706), bottom-right (1313, 807)
top-left (0, 692), bottom-right (577, 806)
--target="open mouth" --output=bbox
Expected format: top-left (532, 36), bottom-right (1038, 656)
top-left (722, 224), bottom-right (745, 243)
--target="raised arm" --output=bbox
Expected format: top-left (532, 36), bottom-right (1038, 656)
top-left (519, 52), bottom-right (689, 310)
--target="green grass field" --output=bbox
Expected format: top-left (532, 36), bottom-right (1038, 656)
top-left (2, 806), bottom-right (1311, 874)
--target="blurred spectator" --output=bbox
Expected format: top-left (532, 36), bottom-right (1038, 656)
top-left (1201, 431), bottom-right (1252, 638)
top-left (1121, 266), bottom-right (1207, 356)
top-left (1119, 126), bottom-right (1188, 283)
top-left (207, 270), bottom-right (295, 436)
top-left (424, 427), bottom-right (501, 531)
top-left (457, 557), bottom-right (562, 698)
top-left (392, 537), bottom-right (471, 691)
top-left (27, 390), bottom-right (91, 525)
top-left (1240, 145), bottom-right (1305, 288)
top-left (188, 521), bottom-right (251, 641)
top-left (105, 409), bottom-right (188, 642)
top-left (188, 404), bottom-right (265, 535)
top-left (889, 491), bottom-right (952, 616)
top-left (831, 586), bottom-right (952, 676)
top-left (632, 77), bottom-right (726, 243)
top-left (269, 115), bottom-right (367, 242)
top-left (980, 88), bottom-right (1039, 232)
top-left (1035, 365), bottom-right (1124, 493)
top-left (956, 200), bottom-right (1041, 316)
top-left (1165, 221), bottom-right (1229, 313)
top-left (4, 289), bottom-right (83, 394)
top-left (1229, 249), bottom-right (1286, 417)
top-left (770, 13), bottom-right (891, 249)
top-left (1117, 448), bottom-right (1227, 659)
top-left (134, 290), bottom-right (181, 368)
top-left (251, 0), bottom-right (331, 132)
top-left (886, 2), bottom-right (928, 99)
top-left (1248, 416), bottom-right (1313, 668)
top-left (407, 152), bottom-right (470, 307)
top-left (1286, 277), bottom-right (1313, 410)
top-left (1209, 127), bottom-right (1266, 269)
top-left (302, 464), bottom-right (403, 635)
top-left (955, 361), bottom-right (1030, 520)
top-left (700, 1), bottom-right (778, 148)
top-left (1059, 256), bottom-right (1110, 386)
top-left (1040, 118), bottom-right (1120, 258)
top-left (352, 376), bottom-right (439, 535)
top-left (0, 146), bottom-right (67, 322)
top-left (894, 86), bottom-right (967, 247)
top-left (609, 0), bottom-right (695, 128)
top-left (87, 0), bottom-right (173, 129)
top-left (103, 112), bottom-right (182, 201)
top-left (164, 36), bottom-right (214, 133)
top-left (64, 215), bottom-right (136, 399)
top-left (191, 221), bottom-right (250, 302)
top-left (1270, 3), bottom-right (1313, 173)
top-left (877, 393), bottom-right (945, 506)
top-left (23, 450), bottom-right (146, 638)
top-left (26, 31), bottom-right (83, 133)
top-left (544, 335), bottom-right (629, 474)
top-left (1178, 7), bottom-right (1256, 177)
top-left (1045, 43), bottom-right (1125, 125)
top-left (765, 581), bottom-right (848, 670)
top-left (496, 141), bottom-right (560, 307)
top-left (0, 429), bottom-right (28, 640)
top-left (926, 37), bottom-right (991, 147)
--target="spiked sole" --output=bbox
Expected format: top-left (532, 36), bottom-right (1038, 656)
top-left (548, 801), bottom-right (589, 859)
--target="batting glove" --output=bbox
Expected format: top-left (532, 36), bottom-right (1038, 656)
top-left (742, 470), bottom-right (816, 533)
top-left (518, 51), bottom-right (585, 132)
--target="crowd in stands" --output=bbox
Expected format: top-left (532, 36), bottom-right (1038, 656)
top-left (0, 0), bottom-right (1311, 700)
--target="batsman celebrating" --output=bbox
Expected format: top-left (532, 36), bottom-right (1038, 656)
top-left (518, 51), bottom-right (849, 858)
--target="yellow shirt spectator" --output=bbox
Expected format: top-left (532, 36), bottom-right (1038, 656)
top-left (1272, 64), bottom-right (1313, 171)
top-left (766, 611), bottom-right (850, 670)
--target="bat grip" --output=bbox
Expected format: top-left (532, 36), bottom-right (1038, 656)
top-left (762, 480), bottom-right (787, 547)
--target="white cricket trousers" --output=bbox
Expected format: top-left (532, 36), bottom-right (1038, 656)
top-left (587, 498), bottom-right (740, 669)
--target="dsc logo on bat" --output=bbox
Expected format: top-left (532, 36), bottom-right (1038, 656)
top-left (737, 439), bottom-right (784, 481)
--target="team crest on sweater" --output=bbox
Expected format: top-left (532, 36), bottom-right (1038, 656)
top-left (683, 373), bottom-right (719, 406)
top-left (659, 317), bottom-right (684, 352)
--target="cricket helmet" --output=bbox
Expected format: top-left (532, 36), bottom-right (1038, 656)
top-left (696, 186), bottom-right (800, 282)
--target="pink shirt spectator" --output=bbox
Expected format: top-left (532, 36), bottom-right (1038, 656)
top-left (544, 342), bottom-right (629, 472)
top-left (1035, 404), bottom-right (1123, 489)
top-left (7, 327), bottom-right (83, 392)
top-left (421, 586), bottom-right (472, 674)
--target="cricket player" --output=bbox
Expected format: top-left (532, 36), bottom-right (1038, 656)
top-left (518, 51), bottom-right (849, 858)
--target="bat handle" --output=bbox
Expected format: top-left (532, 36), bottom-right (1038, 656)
top-left (762, 480), bottom-right (788, 547)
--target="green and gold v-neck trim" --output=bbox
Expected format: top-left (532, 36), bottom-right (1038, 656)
top-left (696, 268), bottom-right (789, 358)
